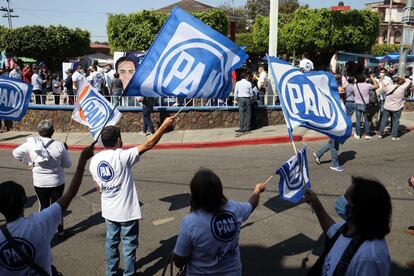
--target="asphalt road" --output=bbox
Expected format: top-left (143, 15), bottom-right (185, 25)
top-left (1, 133), bottom-right (414, 275)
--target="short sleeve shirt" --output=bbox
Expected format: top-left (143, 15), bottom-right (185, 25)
top-left (89, 147), bottom-right (141, 222)
top-left (322, 222), bottom-right (390, 276)
top-left (353, 83), bottom-right (373, 105)
top-left (174, 200), bottom-right (252, 275)
top-left (0, 203), bottom-right (62, 276)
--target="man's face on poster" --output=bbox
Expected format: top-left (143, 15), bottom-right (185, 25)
top-left (117, 60), bottom-right (136, 89)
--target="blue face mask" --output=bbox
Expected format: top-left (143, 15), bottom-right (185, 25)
top-left (335, 195), bottom-right (348, 221)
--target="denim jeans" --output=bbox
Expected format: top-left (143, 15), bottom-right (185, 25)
top-left (354, 104), bottom-right (370, 136)
top-left (379, 108), bottom-right (402, 137)
top-left (105, 219), bottom-right (139, 276)
top-left (238, 97), bottom-right (251, 131)
top-left (316, 138), bottom-right (340, 167)
top-left (345, 101), bottom-right (355, 117)
top-left (143, 105), bottom-right (155, 133)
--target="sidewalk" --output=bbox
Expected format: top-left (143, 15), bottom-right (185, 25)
top-left (2, 112), bottom-right (414, 151)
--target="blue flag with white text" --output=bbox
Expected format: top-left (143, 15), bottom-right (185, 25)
top-left (268, 56), bottom-right (352, 144)
top-left (277, 147), bottom-right (311, 204)
top-left (0, 76), bottom-right (32, 121)
top-left (124, 6), bottom-right (248, 99)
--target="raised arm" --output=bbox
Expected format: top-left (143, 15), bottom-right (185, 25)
top-left (137, 116), bottom-right (174, 155)
top-left (57, 142), bottom-right (95, 212)
top-left (304, 189), bottom-right (335, 233)
top-left (248, 183), bottom-right (266, 211)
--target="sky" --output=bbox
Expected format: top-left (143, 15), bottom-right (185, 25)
top-left (1, 0), bottom-right (373, 42)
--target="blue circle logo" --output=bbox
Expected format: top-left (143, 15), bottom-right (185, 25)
top-left (0, 238), bottom-right (35, 271)
top-left (0, 79), bottom-right (24, 116)
top-left (210, 211), bottom-right (238, 242)
top-left (97, 161), bottom-right (114, 182)
top-left (80, 96), bottom-right (113, 132)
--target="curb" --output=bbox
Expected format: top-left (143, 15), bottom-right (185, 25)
top-left (0, 135), bottom-right (303, 151)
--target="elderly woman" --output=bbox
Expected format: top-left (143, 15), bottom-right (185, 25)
top-left (12, 119), bottom-right (72, 235)
top-left (173, 168), bottom-right (266, 275)
top-left (305, 177), bottom-right (392, 276)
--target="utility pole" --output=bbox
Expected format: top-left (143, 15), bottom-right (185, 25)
top-left (386, 0), bottom-right (393, 44)
top-left (0, 0), bottom-right (19, 29)
top-left (268, 0), bottom-right (279, 105)
top-left (399, 0), bottom-right (414, 77)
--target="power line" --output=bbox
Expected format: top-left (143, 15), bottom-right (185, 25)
top-left (0, 0), bottom-right (18, 28)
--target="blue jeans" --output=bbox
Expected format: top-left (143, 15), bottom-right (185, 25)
top-left (238, 97), bottom-right (251, 131)
top-left (379, 108), bottom-right (402, 137)
top-left (143, 105), bottom-right (155, 133)
top-left (105, 219), bottom-right (139, 276)
top-left (345, 101), bottom-right (355, 117)
top-left (316, 138), bottom-right (340, 167)
top-left (355, 104), bottom-right (370, 136)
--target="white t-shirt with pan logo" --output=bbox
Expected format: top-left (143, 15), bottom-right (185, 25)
top-left (174, 200), bottom-right (252, 275)
top-left (89, 147), bottom-right (141, 222)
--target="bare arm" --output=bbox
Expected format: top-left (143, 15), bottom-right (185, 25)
top-left (304, 189), bottom-right (335, 233)
top-left (57, 142), bottom-right (95, 212)
top-left (248, 183), bottom-right (266, 211)
top-left (137, 116), bottom-right (174, 155)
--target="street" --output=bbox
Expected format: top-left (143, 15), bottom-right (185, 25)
top-left (1, 133), bottom-right (414, 275)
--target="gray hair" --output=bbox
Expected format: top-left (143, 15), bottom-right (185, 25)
top-left (37, 119), bottom-right (54, 137)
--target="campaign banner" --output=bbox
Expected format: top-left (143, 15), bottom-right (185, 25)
top-left (72, 80), bottom-right (122, 140)
top-left (268, 56), bottom-right (352, 144)
top-left (276, 147), bottom-right (311, 204)
top-left (124, 6), bottom-right (248, 99)
top-left (0, 76), bottom-right (32, 121)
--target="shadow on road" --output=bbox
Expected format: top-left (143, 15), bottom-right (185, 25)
top-left (137, 235), bottom-right (177, 275)
top-left (263, 195), bottom-right (304, 213)
top-left (338, 150), bottom-right (357, 165)
top-left (159, 193), bottom-right (191, 211)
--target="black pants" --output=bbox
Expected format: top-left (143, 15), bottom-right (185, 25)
top-left (33, 89), bottom-right (42, 104)
top-left (34, 184), bottom-right (65, 232)
top-left (143, 106), bottom-right (155, 133)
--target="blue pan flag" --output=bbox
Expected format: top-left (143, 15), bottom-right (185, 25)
top-left (124, 6), bottom-right (248, 99)
top-left (268, 56), bottom-right (352, 144)
top-left (276, 147), bottom-right (311, 204)
top-left (0, 76), bottom-right (33, 121)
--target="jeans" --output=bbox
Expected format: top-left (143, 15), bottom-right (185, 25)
top-left (143, 105), bottom-right (155, 133)
top-left (34, 184), bottom-right (65, 232)
top-left (53, 93), bottom-right (60, 105)
top-left (355, 104), bottom-right (370, 136)
top-left (112, 90), bottom-right (122, 107)
top-left (316, 138), bottom-right (340, 167)
top-left (238, 97), bottom-right (251, 131)
top-left (345, 101), bottom-right (354, 117)
top-left (379, 108), bottom-right (402, 137)
top-left (258, 90), bottom-right (265, 106)
top-left (105, 219), bottom-right (139, 276)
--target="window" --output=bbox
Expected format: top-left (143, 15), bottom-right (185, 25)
top-left (394, 30), bottom-right (402, 44)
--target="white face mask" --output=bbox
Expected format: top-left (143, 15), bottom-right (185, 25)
top-left (380, 73), bottom-right (385, 78)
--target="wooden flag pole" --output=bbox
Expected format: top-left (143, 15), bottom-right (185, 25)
top-left (173, 99), bottom-right (192, 118)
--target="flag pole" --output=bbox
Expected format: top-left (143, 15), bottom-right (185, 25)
top-left (64, 118), bottom-right (72, 144)
top-left (173, 99), bottom-right (192, 118)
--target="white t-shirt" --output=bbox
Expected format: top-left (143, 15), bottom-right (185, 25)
top-left (90, 71), bottom-right (104, 92)
top-left (300, 58), bottom-right (314, 72)
top-left (322, 222), bottom-right (390, 276)
top-left (105, 69), bottom-right (115, 89)
top-left (52, 79), bottom-right (62, 94)
top-left (12, 137), bottom-right (72, 188)
top-left (89, 147), bottom-right (141, 222)
top-left (258, 71), bottom-right (268, 90)
top-left (174, 200), bottom-right (252, 275)
top-left (0, 203), bottom-right (62, 276)
top-left (72, 71), bottom-right (85, 91)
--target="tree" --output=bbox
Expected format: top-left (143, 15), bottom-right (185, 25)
top-left (246, 0), bottom-right (303, 18)
top-left (279, 8), bottom-right (379, 65)
top-left (371, 44), bottom-right (402, 56)
top-left (107, 9), bottom-right (228, 52)
top-left (219, 4), bottom-right (251, 33)
top-left (0, 25), bottom-right (90, 71)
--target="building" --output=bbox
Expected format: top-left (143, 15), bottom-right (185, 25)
top-left (157, 0), bottom-right (213, 13)
top-left (365, 0), bottom-right (406, 45)
top-left (330, 1), bottom-right (351, 11)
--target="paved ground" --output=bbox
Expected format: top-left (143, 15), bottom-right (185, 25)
top-left (0, 130), bottom-right (414, 275)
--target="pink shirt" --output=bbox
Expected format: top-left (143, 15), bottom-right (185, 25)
top-left (383, 79), bottom-right (411, 111)
top-left (354, 83), bottom-right (373, 105)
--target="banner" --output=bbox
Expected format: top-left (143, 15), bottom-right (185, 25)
top-left (124, 6), bottom-right (248, 99)
top-left (0, 76), bottom-right (32, 121)
top-left (72, 80), bottom-right (122, 140)
top-left (268, 56), bottom-right (352, 144)
top-left (276, 147), bottom-right (311, 204)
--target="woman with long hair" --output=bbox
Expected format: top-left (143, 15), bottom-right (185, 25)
top-left (173, 168), bottom-right (266, 275)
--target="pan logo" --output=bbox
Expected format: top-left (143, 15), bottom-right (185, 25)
top-left (0, 79), bottom-right (24, 116)
top-left (80, 95), bottom-right (112, 133)
top-left (97, 161), bottom-right (114, 182)
top-left (210, 211), bottom-right (238, 242)
top-left (143, 22), bottom-right (235, 99)
top-left (0, 238), bottom-right (35, 271)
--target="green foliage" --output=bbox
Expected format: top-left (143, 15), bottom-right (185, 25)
top-left (107, 9), bottom-right (228, 52)
top-left (0, 25), bottom-right (90, 71)
top-left (278, 8), bottom-right (379, 62)
top-left (371, 44), bottom-right (401, 56)
top-left (246, 0), bottom-right (303, 18)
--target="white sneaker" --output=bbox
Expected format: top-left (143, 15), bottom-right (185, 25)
top-left (377, 135), bottom-right (383, 139)
top-left (354, 134), bottom-right (360, 139)
top-left (330, 166), bottom-right (344, 172)
top-left (365, 135), bottom-right (372, 140)
top-left (313, 153), bottom-right (321, 165)
top-left (391, 137), bottom-right (400, 141)
top-left (139, 131), bottom-right (147, 136)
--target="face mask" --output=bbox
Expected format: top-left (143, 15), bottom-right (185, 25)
top-left (335, 195), bottom-right (348, 221)
top-left (380, 73), bottom-right (385, 78)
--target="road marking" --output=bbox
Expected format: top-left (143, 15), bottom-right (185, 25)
top-left (152, 217), bottom-right (175, 226)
